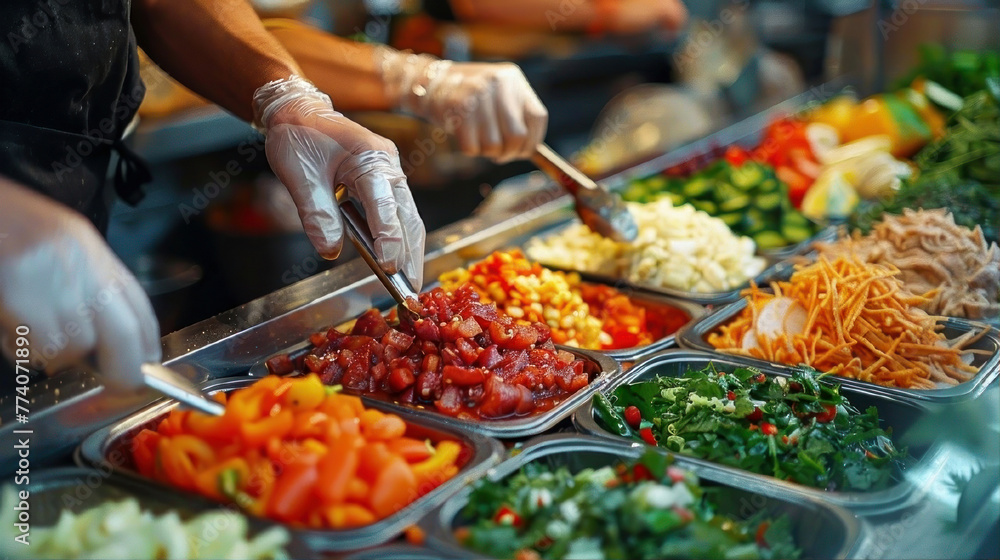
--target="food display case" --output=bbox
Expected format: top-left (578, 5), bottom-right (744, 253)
top-left (3, 46), bottom-right (998, 560)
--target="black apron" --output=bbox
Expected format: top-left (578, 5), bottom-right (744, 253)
top-left (0, 0), bottom-right (150, 233)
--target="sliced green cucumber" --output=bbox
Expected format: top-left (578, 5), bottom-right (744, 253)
top-left (646, 175), bottom-right (669, 192)
top-left (692, 200), bottom-right (718, 215)
top-left (743, 208), bottom-right (768, 234)
top-left (781, 224), bottom-right (814, 243)
top-left (753, 231), bottom-right (789, 250)
top-left (720, 194), bottom-right (752, 213)
top-left (683, 178), bottom-right (712, 198)
top-left (731, 162), bottom-right (765, 189)
top-left (756, 192), bottom-right (782, 211)
top-left (718, 212), bottom-right (744, 227)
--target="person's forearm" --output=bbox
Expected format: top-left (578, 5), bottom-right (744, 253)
top-left (131, 0), bottom-right (302, 123)
top-left (264, 20), bottom-right (392, 112)
top-left (450, 0), bottom-right (597, 30)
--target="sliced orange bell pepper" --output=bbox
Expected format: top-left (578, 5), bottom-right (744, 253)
top-left (317, 434), bottom-right (360, 505)
top-left (267, 461), bottom-right (319, 524)
top-left (259, 379), bottom-right (295, 417)
top-left (356, 442), bottom-right (393, 484)
top-left (387, 437), bottom-right (434, 463)
top-left (369, 456), bottom-right (419, 517)
top-left (325, 504), bottom-right (377, 529)
top-left (241, 409), bottom-right (294, 447)
top-left (362, 414), bottom-right (407, 441)
top-left (130, 429), bottom-right (160, 476)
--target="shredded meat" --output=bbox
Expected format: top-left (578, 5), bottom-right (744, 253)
top-left (816, 209), bottom-right (1000, 321)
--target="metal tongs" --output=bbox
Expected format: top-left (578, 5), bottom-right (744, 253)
top-left (531, 144), bottom-right (638, 242)
top-left (334, 185), bottom-right (422, 319)
top-left (141, 362), bottom-right (224, 416)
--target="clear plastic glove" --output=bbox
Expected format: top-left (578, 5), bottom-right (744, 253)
top-left (254, 75), bottom-right (426, 288)
top-left (377, 48), bottom-right (548, 163)
top-left (0, 178), bottom-right (160, 391)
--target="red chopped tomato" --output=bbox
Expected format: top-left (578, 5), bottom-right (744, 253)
top-left (815, 404), bottom-right (838, 423)
top-left (624, 406), bottom-right (642, 429)
top-left (756, 521), bottom-right (771, 548)
top-left (761, 422), bottom-right (778, 436)
top-left (724, 145), bottom-right (752, 167)
top-left (266, 285), bottom-right (591, 421)
top-left (493, 506), bottom-right (523, 527)
top-left (640, 427), bottom-right (657, 445)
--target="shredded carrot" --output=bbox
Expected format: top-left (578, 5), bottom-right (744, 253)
top-left (708, 256), bottom-right (984, 389)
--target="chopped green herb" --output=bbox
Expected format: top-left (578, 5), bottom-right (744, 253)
top-left (596, 364), bottom-right (910, 492)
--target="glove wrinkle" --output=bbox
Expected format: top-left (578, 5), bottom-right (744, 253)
top-left (254, 75), bottom-right (425, 282)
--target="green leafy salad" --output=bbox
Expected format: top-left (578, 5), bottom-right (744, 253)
top-left (457, 451), bottom-right (799, 560)
top-left (593, 364), bottom-right (909, 492)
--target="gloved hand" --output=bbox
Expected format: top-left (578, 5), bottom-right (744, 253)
top-left (0, 178), bottom-right (160, 391)
top-left (254, 75), bottom-right (426, 288)
top-left (376, 48), bottom-right (548, 163)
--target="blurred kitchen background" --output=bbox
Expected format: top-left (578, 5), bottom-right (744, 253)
top-left (108, 0), bottom-right (1000, 334)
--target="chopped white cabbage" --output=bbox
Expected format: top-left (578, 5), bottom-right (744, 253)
top-left (525, 199), bottom-right (766, 293)
top-left (0, 486), bottom-right (288, 560)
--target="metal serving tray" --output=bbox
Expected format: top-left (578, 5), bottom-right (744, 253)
top-left (677, 300), bottom-right (1000, 405)
top-left (574, 350), bottom-right (943, 512)
top-left (75, 377), bottom-right (504, 553)
top-left (419, 434), bottom-right (861, 560)
top-left (249, 344), bottom-right (620, 440)
top-left (0, 467), bottom-right (314, 558)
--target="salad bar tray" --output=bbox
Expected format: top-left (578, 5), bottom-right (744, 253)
top-left (75, 377), bottom-right (505, 553)
top-left (419, 434), bottom-right (862, 559)
top-left (676, 300), bottom-right (1000, 404)
top-left (248, 343), bottom-right (621, 439)
top-left (574, 350), bottom-right (944, 512)
top-left (0, 467), bottom-right (309, 558)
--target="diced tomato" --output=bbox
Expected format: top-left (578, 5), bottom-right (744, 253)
top-left (724, 145), bottom-right (752, 167)
top-left (639, 427), bottom-right (657, 445)
top-left (265, 354), bottom-right (295, 376)
top-left (745, 407), bottom-right (763, 422)
top-left (352, 309), bottom-right (391, 338)
top-left (492, 506), bottom-right (523, 527)
top-left (624, 406), bottom-right (642, 429)
top-left (761, 422), bottom-right (778, 436)
top-left (632, 464), bottom-right (654, 481)
top-left (387, 367), bottom-right (416, 392)
top-left (382, 330), bottom-right (415, 352)
top-left (442, 365), bottom-right (486, 386)
top-left (815, 403), bottom-right (838, 423)
top-left (756, 521), bottom-right (771, 548)
top-left (435, 385), bottom-right (464, 416)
